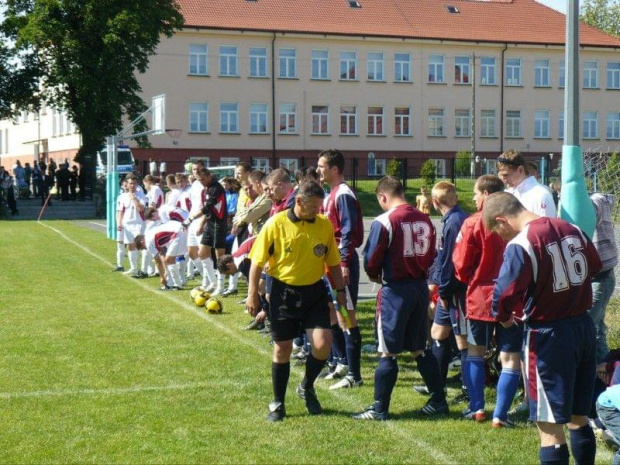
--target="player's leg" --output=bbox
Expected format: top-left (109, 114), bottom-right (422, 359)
top-left (199, 238), bottom-right (216, 291)
top-left (325, 279), bottom-right (348, 380)
top-left (114, 238), bottom-right (125, 271)
top-left (122, 227), bottom-right (139, 276)
top-left (353, 283), bottom-right (406, 420)
top-left (493, 323), bottom-right (523, 427)
top-left (450, 293), bottom-right (470, 405)
top-left (537, 422), bottom-right (569, 465)
top-left (596, 402), bottom-right (620, 464)
top-left (211, 239), bottom-right (227, 296)
top-left (430, 318), bottom-right (452, 387)
top-left (465, 320), bottom-right (491, 422)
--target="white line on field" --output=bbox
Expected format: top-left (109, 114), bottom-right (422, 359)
top-left (88, 221), bottom-right (107, 228)
top-left (37, 221), bottom-right (454, 465)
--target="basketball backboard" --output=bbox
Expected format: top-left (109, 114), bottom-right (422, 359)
top-left (151, 94), bottom-right (165, 135)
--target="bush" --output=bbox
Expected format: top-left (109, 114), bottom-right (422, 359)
top-left (420, 159), bottom-right (436, 187)
top-left (455, 150), bottom-right (471, 177)
top-left (386, 158), bottom-right (402, 177)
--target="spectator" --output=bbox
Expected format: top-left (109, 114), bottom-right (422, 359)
top-left (56, 163), bottom-right (71, 201)
top-left (69, 166), bottom-right (78, 200)
top-left (24, 163), bottom-right (32, 197)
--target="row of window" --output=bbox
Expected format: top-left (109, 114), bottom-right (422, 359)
top-left (189, 45), bottom-right (620, 89)
top-left (188, 102), bottom-right (620, 140)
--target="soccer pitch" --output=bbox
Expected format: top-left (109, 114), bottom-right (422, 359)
top-left (0, 221), bottom-right (613, 463)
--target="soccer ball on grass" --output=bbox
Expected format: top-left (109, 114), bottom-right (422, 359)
top-left (205, 297), bottom-right (223, 314)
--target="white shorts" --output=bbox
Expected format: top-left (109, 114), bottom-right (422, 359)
top-left (187, 221), bottom-right (202, 247)
top-left (122, 223), bottom-right (145, 245)
top-left (166, 231), bottom-right (188, 258)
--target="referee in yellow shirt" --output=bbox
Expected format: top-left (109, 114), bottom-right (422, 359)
top-left (247, 180), bottom-right (348, 421)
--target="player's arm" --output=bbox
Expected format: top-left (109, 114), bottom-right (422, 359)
top-left (116, 201), bottom-right (124, 231)
top-left (363, 220), bottom-right (388, 283)
top-left (452, 220), bottom-right (479, 284)
top-left (492, 244), bottom-right (531, 325)
top-left (336, 193), bottom-right (359, 268)
top-left (437, 220), bottom-right (460, 300)
top-left (247, 223), bottom-right (273, 316)
top-left (324, 224), bottom-right (348, 309)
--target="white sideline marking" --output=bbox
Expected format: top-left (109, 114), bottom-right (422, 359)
top-left (37, 222), bottom-right (454, 464)
top-left (0, 382), bottom-right (213, 399)
top-left (88, 221), bottom-right (107, 228)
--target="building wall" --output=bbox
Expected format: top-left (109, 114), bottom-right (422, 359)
top-left (2, 28), bottom-right (620, 172)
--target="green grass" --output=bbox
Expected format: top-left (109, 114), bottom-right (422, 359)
top-left (356, 178), bottom-right (476, 218)
top-left (0, 221), bottom-right (614, 463)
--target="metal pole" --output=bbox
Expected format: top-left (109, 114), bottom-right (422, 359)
top-left (106, 136), bottom-right (119, 239)
top-left (471, 53), bottom-right (476, 179)
top-left (560, 0), bottom-right (596, 237)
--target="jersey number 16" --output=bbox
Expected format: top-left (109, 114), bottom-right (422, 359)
top-left (545, 235), bottom-right (588, 293)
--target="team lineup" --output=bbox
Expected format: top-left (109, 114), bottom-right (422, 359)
top-left (114, 149), bottom-right (613, 465)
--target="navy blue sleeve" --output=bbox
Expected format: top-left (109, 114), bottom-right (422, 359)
top-left (337, 193), bottom-right (359, 266)
top-left (437, 216), bottom-right (466, 299)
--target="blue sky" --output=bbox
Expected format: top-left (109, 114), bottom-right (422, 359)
top-left (537, 0), bottom-right (567, 13)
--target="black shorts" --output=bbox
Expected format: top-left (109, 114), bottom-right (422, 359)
top-left (268, 278), bottom-right (331, 342)
top-left (200, 220), bottom-right (227, 249)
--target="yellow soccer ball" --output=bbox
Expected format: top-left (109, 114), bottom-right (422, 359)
top-left (205, 297), bottom-right (223, 314)
top-left (194, 291), bottom-right (210, 307)
top-left (190, 286), bottom-right (203, 302)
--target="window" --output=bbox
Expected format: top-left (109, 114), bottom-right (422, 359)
top-left (559, 112), bottom-right (564, 139)
top-left (249, 47), bottom-right (267, 78)
top-left (367, 52), bottom-right (384, 81)
top-left (454, 56), bottom-right (470, 84)
top-left (279, 48), bottom-right (296, 78)
top-left (189, 44), bottom-right (208, 75)
top-left (340, 51), bottom-right (357, 80)
top-left (53, 110), bottom-right (64, 136)
top-left (368, 158), bottom-right (386, 176)
top-left (506, 58), bottom-right (521, 86)
top-left (583, 61), bottom-right (598, 88)
top-left (559, 60), bottom-right (565, 88)
top-left (22, 111), bottom-right (28, 123)
top-left (607, 62), bottom-right (620, 89)
top-left (481, 110), bottom-right (496, 137)
top-left (252, 158), bottom-right (270, 171)
top-left (279, 103), bottom-right (297, 133)
top-left (189, 102), bottom-right (208, 133)
top-left (280, 158), bottom-right (298, 172)
top-left (583, 111), bottom-right (598, 139)
top-left (0, 131), bottom-right (3, 154)
top-left (428, 55), bottom-right (444, 83)
top-left (367, 107), bottom-right (384, 135)
top-left (312, 106), bottom-right (329, 134)
top-left (506, 110), bottom-right (522, 138)
top-left (250, 103), bottom-right (268, 134)
top-left (394, 53), bottom-right (411, 82)
top-left (534, 110), bottom-right (550, 138)
top-left (394, 107), bottom-right (411, 136)
top-left (432, 159), bottom-right (447, 177)
top-left (220, 157), bottom-right (240, 165)
top-left (340, 105), bottom-right (357, 135)
top-left (607, 112), bottom-right (620, 139)
top-left (219, 46), bottom-right (238, 76)
top-left (454, 109), bottom-right (471, 137)
top-left (428, 108), bottom-right (444, 136)
top-left (480, 57), bottom-right (496, 85)
top-left (535, 59), bottom-right (550, 87)
top-left (312, 50), bottom-right (329, 80)
top-left (220, 103), bottom-right (239, 133)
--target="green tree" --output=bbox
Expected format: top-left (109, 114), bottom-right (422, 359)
top-left (455, 150), bottom-right (471, 177)
top-left (581, 0), bottom-right (620, 37)
top-left (386, 158), bottom-right (402, 177)
top-left (3, 0), bottom-right (184, 165)
top-left (420, 159), bottom-right (436, 187)
top-left (0, 37), bottom-right (39, 119)
top-left (598, 152), bottom-right (620, 194)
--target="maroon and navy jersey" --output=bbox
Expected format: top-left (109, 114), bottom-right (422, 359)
top-left (269, 189), bottom-right (295, 217)
top-left (363, 204), bottom-right (436, 282)
top-left (200, 178), bottom-right (227, 224)
top-left (492, 217), bottom-right (602, 324)
top-left (324, 182), bottom-right (364, 267)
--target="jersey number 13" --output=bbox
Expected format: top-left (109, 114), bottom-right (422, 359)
top-left (401, 222), bottom-right (432, 257)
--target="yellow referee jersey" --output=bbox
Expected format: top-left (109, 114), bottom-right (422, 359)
top-left (249, 209), bottom-right (340, 286)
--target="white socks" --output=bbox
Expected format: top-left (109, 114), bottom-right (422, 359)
top-left (201, 258), bottom-right (216, 288)
top-left (167, 263), bottom-right (183, 288)
top-left (116, 242), bottom-right (125, 268)
top-left (129, 249), bottom-right (139, 273)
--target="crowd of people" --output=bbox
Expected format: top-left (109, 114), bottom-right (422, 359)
top-left (111, 150), bottom-right (618, 465)
top-left (0, 158), bottom-right (88, 215)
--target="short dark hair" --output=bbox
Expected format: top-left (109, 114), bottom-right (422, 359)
top-left (296, 180), bottom-right (325, 202)
top-left (497, 149), bottom-right (526, 170)
top-left (318, 149), bottom-right (345, 174)
top-left (236, 161), bottom-right (252, 173)
top-left (375, 175), bottom-right (404, 197)
top-left (475, 175), bottom-right (504, 195)
top-left (144, 206), bottom-right (158, 220)
top-left (482, 192), bottom-right (525, 230)
top-left (266, 168), bottom-right (291, 185)
top-left (248, 170), bottom-right (266, 184)
top-left (216, 254), bottom-right (235, 274)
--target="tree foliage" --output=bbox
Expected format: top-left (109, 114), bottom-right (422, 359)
top-left (0, 34), bottom-right (39, 119)
top-left (455, 150), bottom-right (471, 177)
top-left (386, 158), bottom-right (402, 177)
top-left (2, 0), bottom-right (184, 162)
top-left (581, 0), bottom-right (620, 37)
top-left (420, 159), bottom-right (436, 187)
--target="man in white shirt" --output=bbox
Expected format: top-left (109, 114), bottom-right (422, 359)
top-left (116, 174), bottom-right (148, 277)
top-left (497, 149), bottom-right (556, 218)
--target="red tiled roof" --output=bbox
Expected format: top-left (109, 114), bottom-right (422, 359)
top-left (178, 0), bottom-right (620, 47)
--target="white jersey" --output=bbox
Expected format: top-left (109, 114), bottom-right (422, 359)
top-left (159, 205), bottom-right (190, 224)
top-left (148, 185), bottom-right (165, 210)
top-left (117, 190), bottom-right (148, 225)
top-left (506, 176), bottom-right (556, 218)
top-left (166, 188), bottom-right (183, 210)
top-left (176, 186), bottom-right (192, 212)
top-left (144, 220), bottom-right (187, 258)
top-left (189, 180), bottom-right (205, 216)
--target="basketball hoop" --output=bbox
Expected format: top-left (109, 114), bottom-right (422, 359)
top-left (166, 129), bottom-right (182, 146)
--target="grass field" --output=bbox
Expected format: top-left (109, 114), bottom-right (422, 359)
top-left (1, 220), bottom-right (615, 463)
